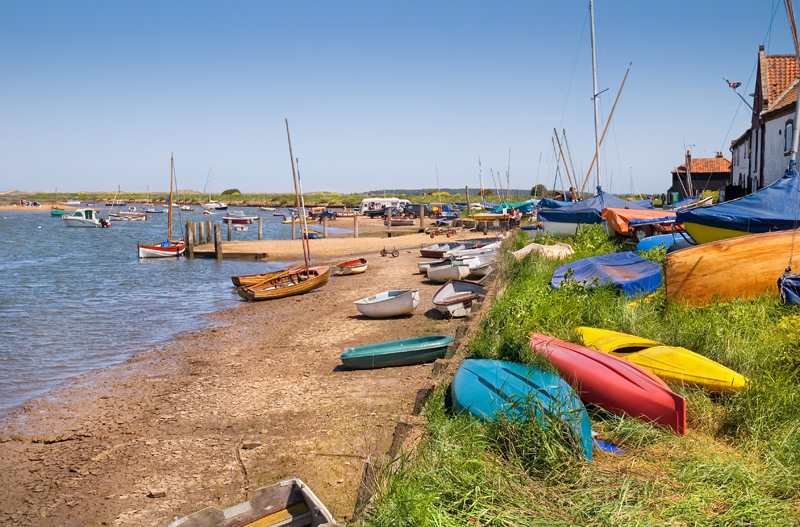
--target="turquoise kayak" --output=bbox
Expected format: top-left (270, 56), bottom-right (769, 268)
top-left (340, 335), bottom-right (453, 369)
top-left (451, 359), bottom-right (593, 461)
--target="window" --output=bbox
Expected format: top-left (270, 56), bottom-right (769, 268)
top-left (786, 120), bottom-right (794, 153)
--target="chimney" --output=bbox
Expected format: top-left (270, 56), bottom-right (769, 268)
top-left (716, 152), bottom-right (723, 158)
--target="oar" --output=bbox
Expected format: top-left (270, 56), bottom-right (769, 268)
top-left (245, 263), bottom-right (306, 290)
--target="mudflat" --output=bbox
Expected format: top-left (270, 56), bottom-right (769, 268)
top-left (0, 231), bottom-right (484, 526)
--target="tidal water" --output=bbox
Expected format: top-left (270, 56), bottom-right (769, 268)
top-left (0, 207), bottom-right (346, 416)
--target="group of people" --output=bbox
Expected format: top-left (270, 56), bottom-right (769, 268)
top-left (508, 207), bottom-right (523, 228)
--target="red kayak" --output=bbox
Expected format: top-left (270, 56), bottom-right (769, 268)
top-left (530, 333), bottom-right (686, 434)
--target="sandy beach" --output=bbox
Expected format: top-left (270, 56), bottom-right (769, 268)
top-left (0, 224), bottom-right (492, 526)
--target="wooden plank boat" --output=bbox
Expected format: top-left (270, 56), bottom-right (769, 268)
top-left (354, 289), bottom-right (420, 318)
top-left (334, 258), bottom-right (368, 275)
top-left (432, 279), bottom-right (484, 317)
top-left (232, 265), bottom-right (303, 287)
top-left (426, 261), bottom-right (471, 282)
top-left (167, 478), bottom-right (336, 527)
top-left (530, 333), bottom-right (686, 434)
top-left (663, 229), bottom-right (799, 306)
top-left (237, 265), bottom-right (330, 301)
top-left (576, 327), bottom-right (748, 394)
top-left (551, 252), bottom-right (662, 299)
top-left (340, 335), bottom-right (452, 369)
top-left (451, 359), bottom-right (593, 461)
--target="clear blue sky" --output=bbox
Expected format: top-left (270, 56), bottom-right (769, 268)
top-left (0, 1), bottom-right (794, 195)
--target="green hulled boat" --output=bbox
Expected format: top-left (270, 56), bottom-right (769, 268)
top-left (340, 335), bottom-right (453, 369)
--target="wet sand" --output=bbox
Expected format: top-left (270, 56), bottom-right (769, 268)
top-left (0, 223), bottom-right (490, 526)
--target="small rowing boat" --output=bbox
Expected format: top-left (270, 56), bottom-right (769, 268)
top-left (354, 289), bottom-right (420, 318)
top-left (340, 335), bottom-right (452, 369)
top-left (236, 265), bottom-right (331, 301)
top-left (426, 260), bottom-right (471, 282)
top-left (432, 279), bottom-right (484, 317)
top-left (334, 258), bottom-right (368, 275)
top-left (576, 327), bottom-right (748, 394)
top-left (530, 333), bottom-right (686, 434)
top-left (451, 359), bottom-right (593, 461)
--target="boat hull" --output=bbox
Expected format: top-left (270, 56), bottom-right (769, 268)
top-left (138, 241), bottom-right (186, 258)
top-left (335, 258), bottom-right (368, 275)
top-left (681, 222), bottom-right (750, 244)
top-left (530, 334), bottom-right (686, 434)
top-left (663, 229), bottom-right (800, 306)
top-left (340, 335), bottom-right (453, 369)
top-left (451, 359), bottom-right (593, 461)
top-left (354, 289), bottom-right (419, 318)
top-left (432, 279), bottom-right (484, 317)
top-left (237, 266), bottom-right (331, 301)
top-left (576, 327), bottom-right (748, 394)
top-left (426, 263), bottom-right (471, 283)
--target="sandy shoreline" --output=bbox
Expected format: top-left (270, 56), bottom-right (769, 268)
top-left (0, 226), bottom-right (491, 526)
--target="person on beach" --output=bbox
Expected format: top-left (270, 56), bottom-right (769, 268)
top-left (566, 187), bottom-right (577, 202)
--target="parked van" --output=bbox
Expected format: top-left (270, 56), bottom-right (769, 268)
top-left (358, 197), bottom-right (411, 218)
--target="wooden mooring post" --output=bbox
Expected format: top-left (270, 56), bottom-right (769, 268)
top-left (226, 219), bottom-right (232, 241)
top-left (206, 220), bottom-right (213, 244)
top-left (418, 204), bottom-right (424, 230)
top-left (186, 220), bottom-right (194, 258)
top-left (214, 224), bottom-right (222, 260)
top-left (291, 214), bottom-right (296, 240)
top-left (353, 214), bottom-right (359, 238)
top-left (323, 216), bottom-right (328, 238)
top-left (258, 217), bottom-right (263, 240)
top-left (199, 221), bottom-right (205, 245)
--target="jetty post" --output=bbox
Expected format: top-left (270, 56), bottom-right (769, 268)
top-left (291, 214), bottom-right (296, 240)
top-left (196, 221), bottom-right (202, 246)
top-left (387, 207), bottom-right (392, 235)
top-left (353, 214), bottom-right (359, 238)
top-left (186, 220), bottom-right (194, 259)
top-left (226, 219), bottom-right (232, 241)
top-left (258, 216), bottom-right (263, 240)
top-left (206, 220), bottom-right (212, 244)
top-left (214, 224), bottom-right (222, 260)
top-left (323, 216), bottom-right (328, 238)
top-left (465, 186), bottom-right (471, 218)
top-left (418, 204), bottom-right (424, 230)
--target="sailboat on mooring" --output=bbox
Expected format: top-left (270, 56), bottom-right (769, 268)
top-left (137, 154), bottom-right (186, 258)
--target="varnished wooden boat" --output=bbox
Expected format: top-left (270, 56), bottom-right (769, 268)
top-left (232, 264), bottom-right (304, 287)
top-left (237, 265), bottom-right (330, 301)
top-left (664, 229), bottom-right (800, 306)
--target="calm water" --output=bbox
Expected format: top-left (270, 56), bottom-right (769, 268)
top-left (0, 207), bottom-right (349, 416)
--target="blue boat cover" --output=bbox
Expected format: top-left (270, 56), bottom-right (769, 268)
top-left (538, 198), bottom-right (571, 209)
top-left (676, 167), bottom-right (800, 233)
top-left (779, 273), bottom-right (800, 304)
top-left (551, 251), bottom-right (662, 298)
top-left (635, 232), bottom-right (690, 253)
top-left (538, 188), bottom-right (653, 225)
top-left (490, 201), bottom-right (536, 214)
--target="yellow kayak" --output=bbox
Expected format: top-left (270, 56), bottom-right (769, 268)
top-left (575, 327), bottom-right (747, 394)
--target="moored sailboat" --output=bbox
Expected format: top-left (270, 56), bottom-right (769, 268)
top-left (137, 155), bottom-right (186, 258)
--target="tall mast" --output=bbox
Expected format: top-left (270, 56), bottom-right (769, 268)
top-left (168, 154), bottom-right (174, 242)
top-left (590, 0), bottom-right (602, 190)
top-left (286, 118), bottom-right (310, 271)
top-left (478, 157), bottom-right (485, 204)
top-left (786, 0), bottom-right (800, 166)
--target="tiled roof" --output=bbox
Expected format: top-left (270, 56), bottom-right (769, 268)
top-left (762, 49), bottom-right (800, 112)
top-left (672, 157), bottom-right (731, 175)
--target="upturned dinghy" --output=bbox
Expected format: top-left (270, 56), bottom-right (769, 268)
top-left (340, 335), bottom-right (453, 369)
top-left (551, 252), bottom-right (661, 299)
top-left (451, 359), bottom-right (593, 461)
top-left (354, 289), bottom-right (419, 318)
top-left (432, 280), bottom-right (484, 317)
top-left (334, 258), bottom-right (368, 275)
top-left (576, 327), bottom-right (748, 394)
top-left (167, 478), bottom-right (336, 527)
top-left (530, 334), bottom-right (686, 434)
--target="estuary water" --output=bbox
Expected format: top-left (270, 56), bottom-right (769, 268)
top-left (0, 207), bottom-right (341, 416)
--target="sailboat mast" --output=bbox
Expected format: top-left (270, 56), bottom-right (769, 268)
top-left (589, 0), bottom-right (602, 190)
top-left (168, 154), bottom-right (174, 242)
top-left (286, 118), bottom-right (310, 271)
top-left (786, 0), bottom-right (800, 165)
top-left (478, 157), bottom-right (485, 204)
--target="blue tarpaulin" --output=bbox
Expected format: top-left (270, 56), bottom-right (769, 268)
top-left (550, 252), bottom-right (662, 299)
top-left (538, 188), bottom-right (653, 225)
top-left (538, 198), bottom-right (571, 209)
top-left (677, 167), bottom-right (800, 233)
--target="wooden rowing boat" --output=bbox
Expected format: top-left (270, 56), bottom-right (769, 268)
top-left (236, 265), bottom-right (330, 301)
top-left (231, 264), bottom-right (304, 287)
top-left (663, 229), bottom-right (800, 305)
top-left (334, 258), bottom-right (368, 275)
top-left (432, 279), bottom-right (484, 317)
top-left (340, 335), bottom-right (452, 369)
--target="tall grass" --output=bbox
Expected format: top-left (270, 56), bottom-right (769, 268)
top-left (357, 225), bottom-right (800, 526)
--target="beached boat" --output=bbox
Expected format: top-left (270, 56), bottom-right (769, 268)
top-left (223, 210), bottom-right (258, 224)
top-left (334, 258), bottom-right (368, 275)
top-left (418, 257), bottom-right (469, 274)
top-left (138, 155), bottom-right (186, 258)
top-left (340, 335), bottom-right (453, 369)
top-left (426, 260), bottom-right (471, 282)
top-left (538, 190), bottom-right (653, 235)
top-left (451, 359), bottom-right (593, 461)
top-left (444, 242), bottom-right (500, 258)
top-left (419, 242), bottom-right (472, 258)
top-left (551, 252), bottom-right (662, 299)
top-left (530, 333), bottom-right (686, 434)
top-left (676, 166), bottom-right (800, 244)
top-left (663, 229), bottom-right (800, 306)
top-left (237, 265), bottom-right (331, 301)
top-left (335, 210), bottom-right (359, 217)
top-left (432, 279), bottom-right (484, 317)
top-left (62, 208), bottom-right (110, 228)
top-left (383, 216), bottom-right (416, 227)
top-left (601, 208), bottom-right (677, 238)
top-left (166, 478), bottom-right (336, 527)
top-left (354, 289), bottom-right (419, 318)
top-left (512, 242), bottom-right (574, 260)
top-left (302, 228), bottom-right (324, 239)
top-left (468, 253), bottom-right (496, 277)
top-left (282, 218), bottom-right (318, 224)
top-left (576, 327), bottom-right (748, 394)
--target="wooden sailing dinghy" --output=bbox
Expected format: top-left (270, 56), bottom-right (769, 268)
top-left (237, 265), bottom-right (330, 301)
top-left (663, 229), bottom-right (800, 306)
top-left (138, 155), bottom-right (186, 258)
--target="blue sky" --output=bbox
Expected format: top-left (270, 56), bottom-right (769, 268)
top-left (0, 1), bottom-right (794, 195)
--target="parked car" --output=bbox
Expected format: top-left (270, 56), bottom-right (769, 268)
top-left (408, 203), bottom-right (437, 219)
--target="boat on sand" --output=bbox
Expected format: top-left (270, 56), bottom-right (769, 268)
top-left (576, 327), bottom-right (748, 394)
top-left (432, 279), bottom-right (484, 317)
top-left (334, 258), bottom-right (368, 275)
top-left (451, 359), bottom-right (593, 461)
top-left (530, 333), bottom-right (686, 434)
top-left (237, 265), bottom-right (330, 301)
top-left (354, 289), bottom-right (420, 318)
top-left (340, 335), bottom-right (452, 369)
